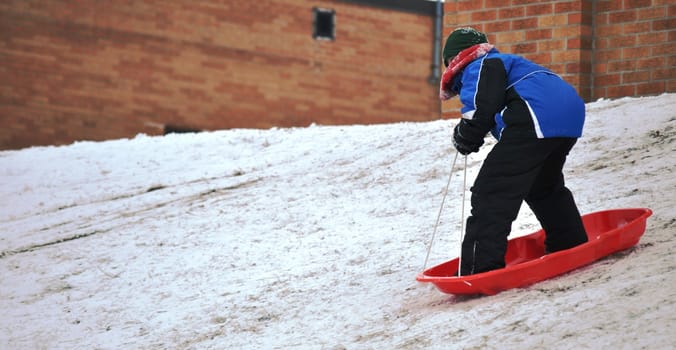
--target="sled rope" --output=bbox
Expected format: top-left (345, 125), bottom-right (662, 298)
top-left (458, 155), bottom-right (468, 276)
top-left (422, 152), bottom-right (459, 272)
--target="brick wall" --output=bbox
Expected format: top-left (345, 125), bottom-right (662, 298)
top-left (0, 0), bottom-right (438, 150)
top-left (2, 1), bottom-right (674, 150)
top-left (593, 0), bottom-right (675, 98)
top-left (442, 0), bottom-right (674, 115)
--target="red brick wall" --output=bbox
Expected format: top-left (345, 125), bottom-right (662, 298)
top-left (593, 0), bottom-right (675, 99)
top-left (442, 0), bottom-right (674, 115)
top-left (0, 0), bottom-right (438, 150)
top-left (442, 0), bottom-right (594, 115)
top-left (2, 1), bottom-right (674, 150)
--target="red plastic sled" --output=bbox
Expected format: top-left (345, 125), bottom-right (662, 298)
top-left (417, 208), bottom-right (652, 296)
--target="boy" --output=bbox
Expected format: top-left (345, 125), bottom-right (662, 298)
top-left (440, 27), bottom-right (588, 275)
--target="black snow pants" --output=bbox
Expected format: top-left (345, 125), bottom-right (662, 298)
top-left (459, 137), bottom-right (588, 276)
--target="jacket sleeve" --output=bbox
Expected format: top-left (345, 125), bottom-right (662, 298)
top-left (457, 57), bottom-right (507, 144)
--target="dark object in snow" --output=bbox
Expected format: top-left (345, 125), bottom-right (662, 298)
top-left (417, 208), bottom-right (652, 296)
top-left (164, 124), bottom-right (202, 134)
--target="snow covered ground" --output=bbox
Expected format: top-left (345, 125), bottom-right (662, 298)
top-left (1, 94), bottom-right (674, 349)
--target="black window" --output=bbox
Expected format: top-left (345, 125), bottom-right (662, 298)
top-left (313, 7), bottom-right (335, 41)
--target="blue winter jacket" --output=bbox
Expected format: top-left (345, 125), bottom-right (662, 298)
top-left (453, 48), bottom-right (585, 141)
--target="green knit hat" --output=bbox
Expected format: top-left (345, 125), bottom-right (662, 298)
top-left (442, 27), bottom-right (488, 66)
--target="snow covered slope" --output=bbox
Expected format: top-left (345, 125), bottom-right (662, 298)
top-left (1, 94), bottom-right (674, 349)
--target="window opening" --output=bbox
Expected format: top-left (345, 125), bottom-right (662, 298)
top-left (164, 124), bottom-right (202, 135)
top-left (313, 7), bottom-right (335, 41)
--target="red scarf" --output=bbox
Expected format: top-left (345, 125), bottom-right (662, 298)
top-left (439, 43), bottom-right (494, 101)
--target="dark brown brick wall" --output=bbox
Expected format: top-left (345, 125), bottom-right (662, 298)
top-left (0, 0), bottom-right (439, 149)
